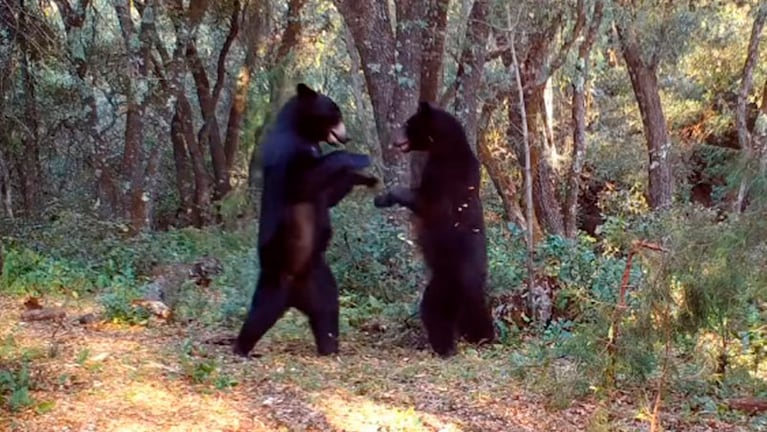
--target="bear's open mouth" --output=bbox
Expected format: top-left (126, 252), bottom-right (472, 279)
top-left (326, 122), bottom-right (350, 145)
top-left (393, 139), bottom-right (411, 152)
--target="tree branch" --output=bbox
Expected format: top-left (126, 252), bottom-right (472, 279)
top-left (541, 0), bottom-right (587, 85)
top-left (212, 1), bottom-right (241, 104)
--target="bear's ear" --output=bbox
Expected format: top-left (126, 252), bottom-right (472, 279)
top-left (296, 83), bottom-right (317, 99)
top-left (417, 101), bottom-right (432, 115)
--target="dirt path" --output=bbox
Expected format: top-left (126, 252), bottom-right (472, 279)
top-left (0, 297), bottom-right (752, 431)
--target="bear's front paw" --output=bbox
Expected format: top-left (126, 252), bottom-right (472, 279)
top-left (373, 193), bottom-right (392, 208)
top-left (363, 175), bottom-right (380, 188)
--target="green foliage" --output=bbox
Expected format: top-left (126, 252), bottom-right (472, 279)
top-left (667, 205), bottom-right (767, 339)
top-left (177, 339), bottom-right (238, 390)
top-left (327, 195), bottom-right (424, 301)
top-left (0, 339), bottom-right (38, 414)
top-left (0, 360), bottom-right (34, 412)
top-left (1, 246), bottom-right (96, 296)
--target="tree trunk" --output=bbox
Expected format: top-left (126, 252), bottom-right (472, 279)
top-left (342, 24), bottom-right (381, 172)
top-left (224, 63), bottom-right (250, 173)
top-left (453, 0), bottom-right (490, 152)
top-left (477, 101), bottom-right (527, 230)
top-left (177, 95), bottom-right (212, 227)
top-left (334, 0), bottom-right (430, 186)
top-left (17, 0), bottom-right (42, 214)
top-left (0, 149), bottom-right (12, 219)
top-left (114, 0), bottom-right (155, 232)
top-left (564, 0), bottom-right (603, 237)
top-left (618, 25), bottom-right (673, 210)
top-left (171, 107), bottom-right (196, 226)
top-left (734, 5), bottom-right (767, 213)
top-left (183, 1), bottom-right (240, 202)
top-left (507, 84), bottom-right (566, 236)
top-left (497, 12), bottom-right (570, 237)
top-left (186, 42), bottom-right (231, 201)
top-left (419, 0), bottom-right (449, 102)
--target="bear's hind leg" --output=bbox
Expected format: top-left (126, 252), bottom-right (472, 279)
top-left (233, 272), bottom-right (289, 357)
top-left (296, 261), bottom-right (340, 356)
top-left (420, 278), bottom-right (459, 358)
top-left (458, 286), bottom-right (495, 345)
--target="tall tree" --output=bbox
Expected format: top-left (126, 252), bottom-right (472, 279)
top-left (616, 26), bottom-right (672, 210)
top-left (564, 0), bottom-right (604, 238)
top-left (613, 1), bottom-right (702, 210)
top-left (114, 0), bottom-right (160, 232)
top-left (734, 3), bottom-right (767, 213)
top-left (499, 0), bottom-right (588, 236)
top-left (16, 0), bottom-right (43, 214)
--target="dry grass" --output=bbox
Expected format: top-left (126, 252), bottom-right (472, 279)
top-left (0, 296), bottom-right (756, 432)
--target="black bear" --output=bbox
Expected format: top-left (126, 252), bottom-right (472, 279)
top-left (234, 83), bottom-right (378, 357)
top-left (374, 102), bottom-right (495, 357)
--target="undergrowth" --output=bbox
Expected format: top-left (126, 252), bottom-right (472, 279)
top-left (3, 195), bottom-right (767, 419)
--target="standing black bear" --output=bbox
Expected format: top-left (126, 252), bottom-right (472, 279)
top-left (374, 102), bottom-right (495, 357)
top-left (234, 83), bottom-right (378, 357)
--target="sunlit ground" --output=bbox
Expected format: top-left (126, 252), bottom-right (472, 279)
top-left (0, 296), bottom-right (756, 432)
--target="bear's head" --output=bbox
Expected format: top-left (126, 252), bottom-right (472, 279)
top-left (294, 83), bottom-right (349, 146)
top-left (392, 101), bottom-right (464, 153)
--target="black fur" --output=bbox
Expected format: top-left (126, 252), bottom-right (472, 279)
top-left (234, 84), bottom-right (377, 357)
top-left (374, 102), bottom-right (495, 357)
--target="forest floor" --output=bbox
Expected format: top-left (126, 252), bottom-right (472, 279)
top-left (0, 295), bottom-right (759, 432)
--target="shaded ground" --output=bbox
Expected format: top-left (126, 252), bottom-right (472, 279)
top-left (0, 296), bottom-right (757, 432)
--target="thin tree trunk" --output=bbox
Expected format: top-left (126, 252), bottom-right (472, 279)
top-left (171, 107), bottom-right (196, 226)
top-left (17, 0), bottom-right (42, 214)
top-left (186, 42), bottom-right (230, 201)
top-left (0, 150), bottom-right (13, 220)
top-left (224, 63), bottom-right (250, 173)
top-left (565, 0), bottom-right (603, 237)
top-left (477, 101), bottom-right (527, 229)
top-left (734, 5), bottom-right (767, 213)
top-left (757, 80), bottom-right (767, 176)
top-left (509, 5), bottom-right (537, 318)
top-left (177, 95), bottom-right (212, 227)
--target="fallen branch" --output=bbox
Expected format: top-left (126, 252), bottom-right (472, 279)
top-left (730, 397), bottom-right (767, 415)
top-left (20, 307), bottom-right (66, 322)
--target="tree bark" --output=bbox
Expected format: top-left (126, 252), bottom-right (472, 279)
top-left (452, 0), bottom-right (490, 153)
top-left (564, 0), bottom-right (603, 238)
top-left (618, 24), bottom-right (673, 210)
top-left (179, 94), bottom-right (212, 227)
top-left (507, 83), bottom-right (565, 236)
top-left (114, 0), bottom-right (155, 232)
top-left (247, 0), bottom-right (306, 203)
top-left (171, 107), bottom-right (196, 226)
top-left (734, 5), bottom-right (767, 213)
top-left (342, 23), bottom-right (381, 172)
top-left (334, 0), bottom-right (431, 186)
top-left (498, 2), bottom-right (587, 236)
top-left (17, 0), bottom-right (42, 214)
top-left (419, 0), bottom-right (449, 102)
top-left (0, 149), bottom-right (13, 220)
top-left (477, 100), bottom-right (527, 230)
